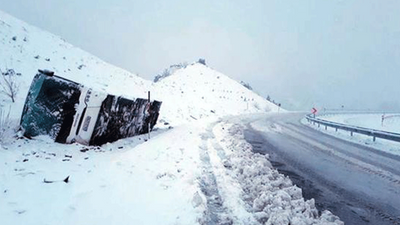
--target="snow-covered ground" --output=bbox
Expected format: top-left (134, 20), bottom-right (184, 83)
top-left (0, 117), bottom-right (343, 225)
top-left (304, 114), bottom-right (400, 156)
top-left (0, 128), bottom-right (203, 225)
top-left (1, 10), bottom-right (342, 225)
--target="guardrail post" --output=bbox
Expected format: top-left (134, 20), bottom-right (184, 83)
top-left (373, 136), bottom-right (376, 142)
top-left (335, 128), bottom-right (338, 132)
top-left (350, 131), bottom-right (353, 136)
top-left (325, 125), bottom-right (327, 130)
top-left (318, 123), bottom-right (320, 128)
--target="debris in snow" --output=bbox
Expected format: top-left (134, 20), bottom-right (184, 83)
top-left (15, 210), bottom-right (26, 215)
top-left (80, 148), bottom-right (89, 153)
top-left (43, 179), bottom-right (53, 183)
top-left (156, 173), bottom-right (167, 179)
top-left (43, 176), bottom-right (70, 184)
top-left (63, 176), bottom-right (70, 183)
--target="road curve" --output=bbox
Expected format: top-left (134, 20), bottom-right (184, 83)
top-left (243, 113), bottom-right (400, 225)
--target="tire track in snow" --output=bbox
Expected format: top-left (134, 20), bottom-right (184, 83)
top-left (198, 131), bottom-right (232, 225)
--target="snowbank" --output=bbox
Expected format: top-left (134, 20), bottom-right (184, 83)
top-left (209, 121), bottom-right (343, 225)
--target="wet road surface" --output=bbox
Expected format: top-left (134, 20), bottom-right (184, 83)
top-left (243, 113), bottom-right (400, 225)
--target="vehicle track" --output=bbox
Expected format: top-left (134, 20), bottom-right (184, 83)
top-left (198, 132), bottom-right (232, 225)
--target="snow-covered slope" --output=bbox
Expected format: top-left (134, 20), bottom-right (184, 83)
top-left (153, 63), bottom-right (281, 125)
top-left (0, 10), bottom-right (151, 118)
top-left (0, 10), bottom-right (343, 225)
top-left (0, 9), bottom-right (280, 127)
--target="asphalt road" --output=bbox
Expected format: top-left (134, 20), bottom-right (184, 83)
top-left (243, 113), bottom-right (400, 225)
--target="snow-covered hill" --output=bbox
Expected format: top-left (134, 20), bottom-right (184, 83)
top-left (0, 10), bottom-right (151, 119)
top-left (0, 9), bottom-right (279, 126)
top-left (153, 63), bottom-right (281, 125)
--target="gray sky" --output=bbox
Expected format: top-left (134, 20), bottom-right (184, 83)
top-left (1, 0), bottom-right (400, 111)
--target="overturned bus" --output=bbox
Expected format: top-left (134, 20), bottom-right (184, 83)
top-left (20, 70), bottom-right (161, 146)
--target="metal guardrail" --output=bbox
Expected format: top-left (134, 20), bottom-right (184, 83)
top-left (305, 114), bottom-right (400, 143)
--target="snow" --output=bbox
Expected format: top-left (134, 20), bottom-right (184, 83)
top-left (320, 113), bottom-right (400, 133)
top-left (152, 63), bottom-right (282, 126)
top-left (210, 121), bottom-right (342, 225)
top-left (0, 127), bottom-right (204, 225)
top-left (0, 10), bottom-right (151, 119)
top-left (0, 10), bottom-right (341, 225)
top-left (0, 7), bottom-right (281, 126)
top-left (304, 113), bottom-right (400, 156)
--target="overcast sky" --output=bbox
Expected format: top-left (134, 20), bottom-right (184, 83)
top-left (1, 0), bottom-right (400, 111)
